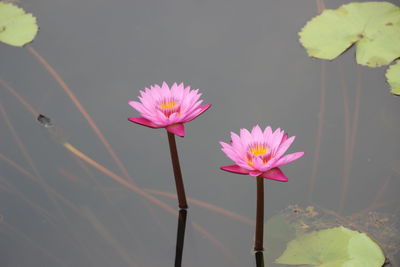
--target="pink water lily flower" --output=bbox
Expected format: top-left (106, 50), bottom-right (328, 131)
top-left (128, 82), bottom-right (211, 137)
top-left (220, 125), bottom-right (304, 182)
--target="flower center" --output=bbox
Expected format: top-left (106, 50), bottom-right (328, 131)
top-left (246, 143), bottom-right (271, 168)
top-left (159, 98), bottom-right (177, 110)
top-left (249, 143), bottom-right (269, 157)
top-left (157, 97), bottom-right (180, 118)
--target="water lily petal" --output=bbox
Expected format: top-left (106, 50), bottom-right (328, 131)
top-left (166, 123), bottom-right (185, 137)
top-left (275, 152), bottom-right (305, 167)
top-left (249, 171), bottom-right (263, 177)
top-left (220, 125), bottom-right (304, 181)
top-left (220, 165), bottom-right (250, 175)
top-left (260, 168), bottom-right (288, 182)
top-left (128, 117), bottom-right (160, 128)
top-left (129, 83), bottom-right (210, 132)
top-left (275, 136), bottom-right (296, 159)
top-left (184, 104), bottom-right (211, 122)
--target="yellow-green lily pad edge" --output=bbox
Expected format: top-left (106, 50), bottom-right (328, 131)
top-left (275, 226), bottom-right (385, 267)
top-left (299, 2), bottom-right (400, 68)
top-left (386, 60), bottom-right (400, 95)
top-left (0, 2), bottom-right (39, 47)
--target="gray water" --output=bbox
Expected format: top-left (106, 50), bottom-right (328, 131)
top-left (1, 0), bottom-right (399, 266)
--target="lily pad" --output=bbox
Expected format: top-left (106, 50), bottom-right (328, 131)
top-left (275, 226), bottom-right (385, 267)
top-left (299, 2), bottom-right (400, 67)
top-left (386, 60), bottom-right (400, 95)
top-left (263, 214), bottom-right (297, 266)
top-left (0, 2), bottom-right (38, 46)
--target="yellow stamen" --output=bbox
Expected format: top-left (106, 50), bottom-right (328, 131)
top-left (249, 143), bottom-right (269, 157)
top-left (159, 99), bottom-right (177, 110)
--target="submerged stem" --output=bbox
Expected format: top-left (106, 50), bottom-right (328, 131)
top-left (167, 132), bottom-right (188, 209)
top-left (254, 176), bottom-right (264, 251)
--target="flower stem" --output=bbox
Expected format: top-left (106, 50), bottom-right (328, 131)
top-left (167, 132), bottom-right (188, 209)
top-left (175, 209), bottom-right (188, 267)
top-left (254, 176), bottom-right (264, 251)
top-left (255, 251), bottom-right (264, 267)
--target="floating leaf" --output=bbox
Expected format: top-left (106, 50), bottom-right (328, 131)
top-left (299, 2), bottom-right (400, 67)
top-left (275, 226), bottom-right (385, 267)
top-left (0, 2), bottom-right (38, 46)
top-left (263, 214), bottom-right (297, 266)
top-left (386, 60), bottom-right (400, 95)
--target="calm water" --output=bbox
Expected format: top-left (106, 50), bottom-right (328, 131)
top-left (1, 0), bottom-right (399, 266)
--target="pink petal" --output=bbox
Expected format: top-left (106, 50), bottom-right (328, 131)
top-left (275, 136), bottom-right (296, 159)
top-left (280, 133), bottom-right (288, 146)
top-left (168, 112), bottom-right (179, 123)
top-left (220, 165), bottom-right (250, 175)
top-left (270, 128), bottom-right (284, 149)
top-left (166, 123), bottom-right (185, 137)
top-left (252, 125), bottom-right (263, 142)
top-left (260, 168), bottom-right (288, 182)
top-left (221, 147), bottom-right (242, 163)
top-left (252, 157), bottom-right (264, 170)
top-left (240, 128), bottom-right (252, 147)
top-left (249, 171), bottom-right (263, 177)
top-left (263, 126), bottom-right (273, 140)
top-left (274, 152), bottom-right (305, 167)
top-left (184, 104), bottom-right (211, 123)
top-left (230, 132), bottom-right (245, 154)
top-left (128, 117), bottom-right (160, 128)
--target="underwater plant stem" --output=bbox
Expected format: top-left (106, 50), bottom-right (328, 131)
top-left (167, 132), bottom-right (188, 209)
top-left (26, 46), bottom-right (136, 186)
top-left (144, 189), bottom-right (254, 225)
top-left (63, 142), bottom-right (238, 265)
top-left (308, 61), bottom-right (326, 202)
top-left (316, 0), bottom-right (326, 13)
top-left (0, 80), bottom-right (38, 117)
top-left (339, 67), bottom-right (362, 213)
top-left (254, 176), bottom-right (264, 251)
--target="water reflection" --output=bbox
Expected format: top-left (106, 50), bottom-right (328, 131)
top-left (174, 209), bottom-right (187, 267)
top-left (255, 251), bottom-right (264, 267)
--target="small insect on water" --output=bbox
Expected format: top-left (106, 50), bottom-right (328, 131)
top-left (37, 114), bottom-right (53, 128)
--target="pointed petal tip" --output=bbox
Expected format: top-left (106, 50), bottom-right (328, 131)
top-left (260, 168), bottom-right (288, 182)
top-left (220, 165), bottom-right (250, 175)
top-left (128, 117), bottom-right (159, 128)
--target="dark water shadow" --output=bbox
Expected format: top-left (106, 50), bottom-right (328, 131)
top-left (174, 209), bottom-right (187, 267)
top-left (255, 251), bottom-right (264, 267)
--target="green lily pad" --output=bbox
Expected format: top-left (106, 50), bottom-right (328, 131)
top-left (263, 214), bottom-right (297, 266)
top-left (275, 226), bottom-right (385, 267)
top-left (299, 2), bottom-right (400, 67)
top-left (0, 2), bottom-right (38, 47)
top-left (386, 60), bottom-right (400, 95)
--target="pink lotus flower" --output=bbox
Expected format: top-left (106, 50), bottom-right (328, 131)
top-left (128, 82), bottom-right (211, 137)
top-left (220, 125), bottom-right (304, 182)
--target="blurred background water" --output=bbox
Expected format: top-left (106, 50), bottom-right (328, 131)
top-left (0, 0), bottom-right (399, 266)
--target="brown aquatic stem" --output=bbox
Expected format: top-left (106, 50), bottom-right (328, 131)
top-left (254, 176), bottom-right (264, 251)
top-left (174, 209), bottom-right (187, 267)
top-left (63, 142), bottom-right (238, 265)
top-left (144, 188), bottom-right (254, 225)
top-left (167, 132), bottom-right (188, 209)
top-left (255, 251), bottom-right (264, 267)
